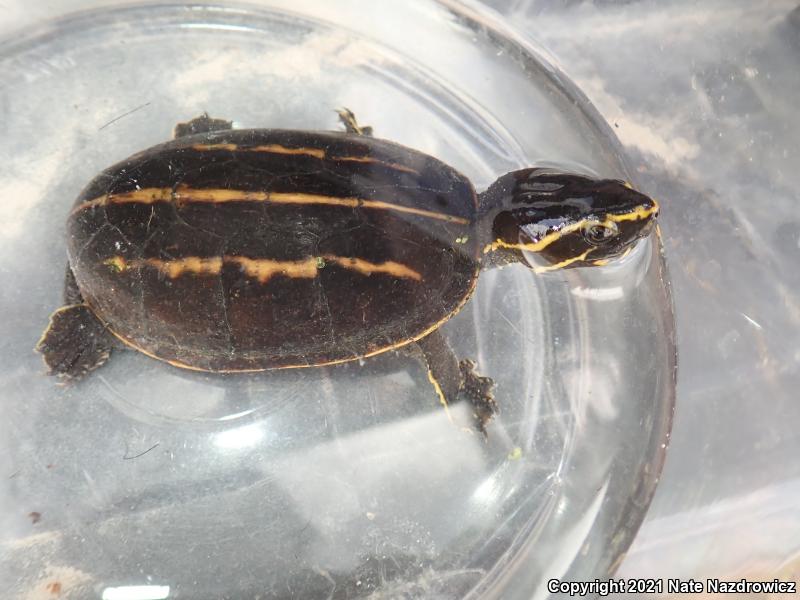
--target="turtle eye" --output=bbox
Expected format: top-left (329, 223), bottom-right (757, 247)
top-left (583, 222), bottom-right (618, 245)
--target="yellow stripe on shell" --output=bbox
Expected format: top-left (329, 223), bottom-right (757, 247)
top-left (73, 188), bottom-right (174, 213)
top-left (335, 155), bottom-right (418, 174)
top-left (73, 187), bottom-right (469, 225)
top-left (101, 265), bottom-right (479, 373)
top-left (191, 143), bottom-right (238, 152)
top-left (191, 143), bottom-right (419, 174)
top-left (192, 143), bottom-right (326, 159)
top-left (227, 256), bottom-right (318, 283)
top-left (324, 255), bottom-right (422, 281)
top-left (102, 255), bottom-right (422, 283)
top-left (142, 257), bottom-right (223, 278)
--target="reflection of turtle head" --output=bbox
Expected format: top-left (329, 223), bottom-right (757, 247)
top-left (480, 168), bottom-right (659, 271)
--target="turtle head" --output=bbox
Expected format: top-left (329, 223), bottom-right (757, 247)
top-left (480, 168), bottom-right (659, 271)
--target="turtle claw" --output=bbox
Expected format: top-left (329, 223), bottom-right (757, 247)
top-left (36, 304), bottom-right (114, 381)
top-left (458, 359), bottom-right (497, 436)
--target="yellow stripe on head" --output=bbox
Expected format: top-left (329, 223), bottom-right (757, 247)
top-left (605, 201), bottom-right (659, 223)
top-left (483, 219), bottom-right (588, 254)
top-left (530, 248), bottom-right (596, 273)
top-left (483, 201), bottom-right (657, 256)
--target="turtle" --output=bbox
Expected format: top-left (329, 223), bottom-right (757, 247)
top-left (36, 109), bottom-right (659, 433)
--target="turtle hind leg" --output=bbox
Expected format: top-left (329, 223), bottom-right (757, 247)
top-left (414, 330), bottom-right (498, 436)
top-left (335, 107), bottom-right (373, 136)
top-left (36, 304), bottom-right (114, 380)
top-left (173, 113), bottom-right (233, 139)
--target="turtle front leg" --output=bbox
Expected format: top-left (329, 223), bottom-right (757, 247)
top-left (173, 113), bottom-right (233, 138)
top-left (36, 265), bottom-right (117, 380)
top-left (335, 108), bottom-right (374, 137)
top-left (414, 330), bottom-right (498, 436)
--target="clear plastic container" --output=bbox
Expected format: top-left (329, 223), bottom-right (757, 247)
top-left (0, 2), bottom-right (675, 598)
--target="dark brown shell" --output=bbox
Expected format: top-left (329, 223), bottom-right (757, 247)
top-left (67, 129), bottom-right (479, 371)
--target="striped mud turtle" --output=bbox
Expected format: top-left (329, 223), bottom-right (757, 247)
top-left (37, 110), bottom-right (659, 433)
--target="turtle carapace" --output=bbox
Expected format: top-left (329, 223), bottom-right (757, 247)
top-left (37, 111), bottom-right (659, 434)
